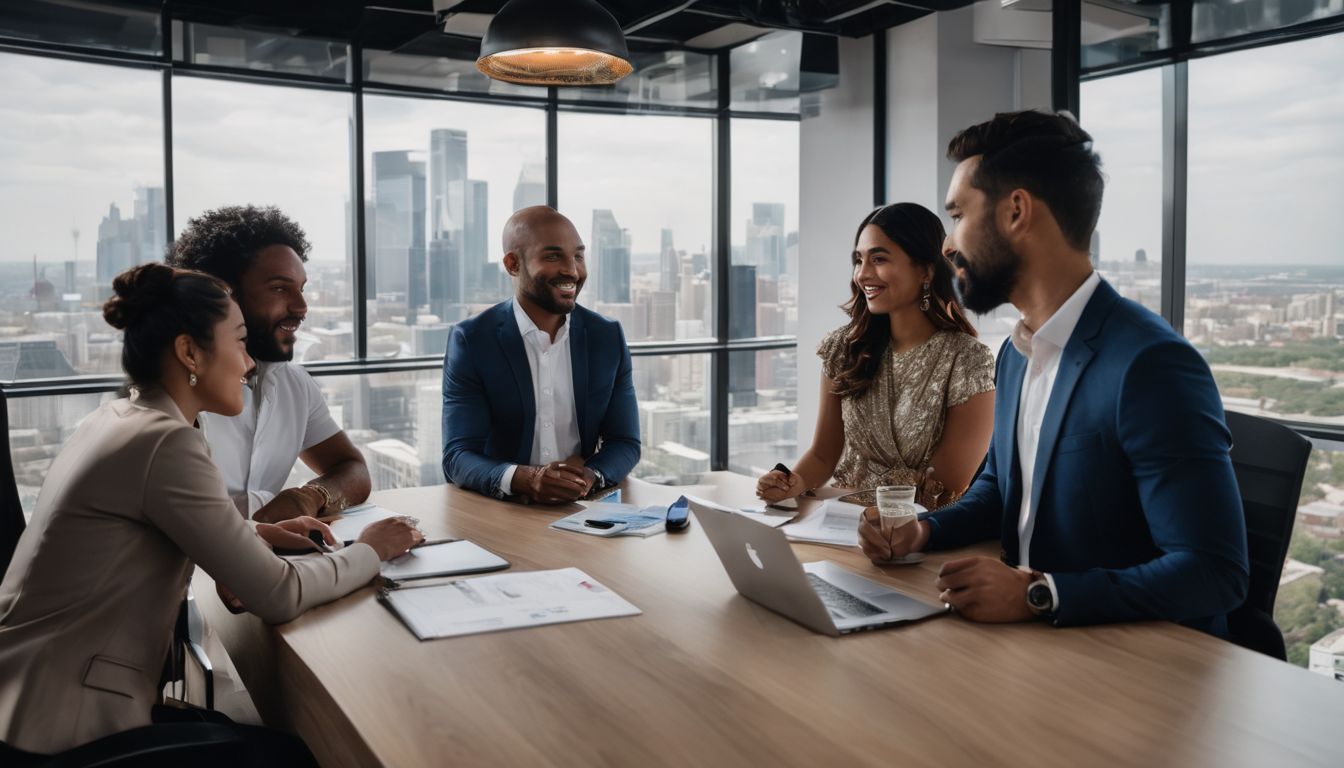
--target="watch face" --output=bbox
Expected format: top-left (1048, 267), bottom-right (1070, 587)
top-left (1028, 582), bottom-right (1053, 611)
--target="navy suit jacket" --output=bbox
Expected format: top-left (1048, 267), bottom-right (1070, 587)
top-left (925, 280), bottom-right (1249, 635)
top-left (441, 300), bottom-right (641, 497)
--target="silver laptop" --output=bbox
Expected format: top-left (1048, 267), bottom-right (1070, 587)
top-left (689, 497), bottom-right (946, 636)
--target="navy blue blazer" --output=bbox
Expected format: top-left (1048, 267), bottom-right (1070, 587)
top-left (925, 279), bottom-right (1249, 635)
top-left (441, 299), bottom-right (641, 497)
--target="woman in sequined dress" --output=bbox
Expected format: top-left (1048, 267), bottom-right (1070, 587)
top-left (756, 203), bottom-right (995, 511)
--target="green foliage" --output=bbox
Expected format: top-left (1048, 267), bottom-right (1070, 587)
top-left (1212, 371), bottom-right (1344, 419)
top-left (1206, 338), bottom-right (1344, 372)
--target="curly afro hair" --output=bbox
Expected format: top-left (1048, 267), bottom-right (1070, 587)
top-left (167, 205), bottom-right (311, 288)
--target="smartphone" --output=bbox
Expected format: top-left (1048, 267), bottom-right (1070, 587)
top-left (665, 495), bottom-right (691, 532)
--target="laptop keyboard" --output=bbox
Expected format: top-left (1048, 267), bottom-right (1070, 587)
top-left (807, 573), bottom-right (883, 618)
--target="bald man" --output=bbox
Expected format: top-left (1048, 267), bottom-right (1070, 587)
top-left (441, 207), bottom-right (641, 503)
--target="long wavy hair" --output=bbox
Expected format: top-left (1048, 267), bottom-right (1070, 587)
top-left (831, 203), bottom-right (977, 399)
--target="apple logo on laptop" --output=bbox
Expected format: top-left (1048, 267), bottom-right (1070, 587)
top-left (745, 543), bottom-right (765, 570)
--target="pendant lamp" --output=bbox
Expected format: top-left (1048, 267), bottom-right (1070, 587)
top-left (476, 0), bottom-right (633, 86)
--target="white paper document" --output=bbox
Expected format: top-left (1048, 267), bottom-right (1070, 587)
top-left (734, 506), bottom-right (801, 529)
top-left (551, 502), bottom-right (668, 537)
top-left (380, 568), bottom-right (641, 640)
top-left (325, 503), bottom-right (404, 543)
top-left (380, 540), bottom-right (509, 582)
top-left (780, 499), bottom-right (866, 547)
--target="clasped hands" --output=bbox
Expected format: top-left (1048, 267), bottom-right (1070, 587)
top-left (512, 455), bottom-right (597, 504)
top-left (857, 507), bottom-right (1034, 623)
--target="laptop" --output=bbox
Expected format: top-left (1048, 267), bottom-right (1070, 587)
top-left (688, 497), bottom-right (946, 636)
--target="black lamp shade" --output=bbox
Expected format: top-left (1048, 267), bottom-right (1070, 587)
top-left (477, 0), bottom-right (633, 86)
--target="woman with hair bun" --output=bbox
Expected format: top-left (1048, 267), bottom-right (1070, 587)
top-left (0, 263), bottom-right (422, 764)
top-left (756, 203), bottom-right (996, 511)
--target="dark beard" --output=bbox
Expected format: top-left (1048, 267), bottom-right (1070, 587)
top-left (520, 270), bottom-right (581, 315)
top-left (953, 218), bottom-right (1020, 315)
top-left (245, 314), bottom-right (294, 362)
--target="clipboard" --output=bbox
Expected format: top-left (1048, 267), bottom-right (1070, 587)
top-left (379, 540), bottom-right (510, 586)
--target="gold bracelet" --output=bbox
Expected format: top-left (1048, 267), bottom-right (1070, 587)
top-left (305, 482), bottom-right (345, 514)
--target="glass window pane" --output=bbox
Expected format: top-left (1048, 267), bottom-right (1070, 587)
top-left (0, 52), bottom-right (165, 379)
top-left (174, 22), bottom-right (349, 80)
top-left (362, 96), bottom-right (547, 350)
top-left (0, 0), bottom-right (161, 56)
top-left (7, 392), bottom-right (112, 517)
top-left (363, 48), bottom-right (546, 100)
top-left (730, 30), bottom-right (806, 114)
top-left (558, 112), bottom-right (713, 342)
top-left (1193, 0), bottom-right (1344, 43)
top-left (1186, 34), bottom-right (1344, 427)
top-left (631, 352), bottom-right (711, 483)
top-left (559, 50), bottom-right (717, 109)
top-left (1082, 0), bottom-right (1171, 70)
top-left (728, 348), bottom-right (798, 476)
top-left (1080, 66), bottom-right (1164, 314)
top-left (731, 119), bottom-right (799, 339)
top-left (172, 76), bottom-right (354, 361)
top-left (279, 370), bottom-right (446, 492)
top-left (1280, 442), bottom-right (1344, 670)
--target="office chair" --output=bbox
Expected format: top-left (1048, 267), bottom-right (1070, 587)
top-left (0, 387), bottom-right (25, 577)
top-left (1224, 410), bottom-right (1312, 660)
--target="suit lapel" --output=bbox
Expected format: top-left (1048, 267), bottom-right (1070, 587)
top-left (1027, 282), bottom-right (1118, 517)
top-left (497, 300), bottom-right (536, 462)
top-left (568, 309), bottom-right (590, 449)
top-left (996, 345), bottom-right (1027, 564)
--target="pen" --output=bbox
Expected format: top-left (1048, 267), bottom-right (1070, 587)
top-left (307, 530), bottom-right (334, 553)
top-left (773, 462), bottom-right (792, 477)
top-left (411, 537), bottom-right (461, 549)
top-left (583, 519), bottom-right (617, 529)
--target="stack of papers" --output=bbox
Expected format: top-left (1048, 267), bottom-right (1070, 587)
top-left (379, 567), bottom-right (641, 640)
top-left (551, 502), bottom-right (668, 537)
top-left (779, 499), bottom-right (866, 547)
top-left (325, 503), bottom-right (405, 544)
top-left (733, 506), bottom-right (801, 529)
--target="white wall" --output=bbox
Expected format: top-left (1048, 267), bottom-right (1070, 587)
top-left (796, 35), bottom-right (874, 451)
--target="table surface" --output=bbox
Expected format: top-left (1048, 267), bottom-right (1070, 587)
top-left (198, 473), bottom-right (1344, 768)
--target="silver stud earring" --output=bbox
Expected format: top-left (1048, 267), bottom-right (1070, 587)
top-left (919, 281), bottom-right (931, 312)
top-left (189, 372), bottom-right (198, 387)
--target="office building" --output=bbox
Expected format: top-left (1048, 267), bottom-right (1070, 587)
top-left (372, 150), bottom-right (427, 322)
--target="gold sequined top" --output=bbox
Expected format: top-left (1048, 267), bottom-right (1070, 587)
top-left (818, 327), bottom-right (995, 497)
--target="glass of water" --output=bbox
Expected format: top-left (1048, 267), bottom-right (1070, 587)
top-left (875, 485), bottom-right (918, 534)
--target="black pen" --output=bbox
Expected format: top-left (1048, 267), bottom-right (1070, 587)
top-left (307, 530), bottom-right (334, 553)
top-left (773, 462), bottom-right (792, 477)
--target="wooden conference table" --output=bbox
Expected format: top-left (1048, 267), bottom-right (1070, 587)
top-left (197, 473), bottom-right (1344, 768)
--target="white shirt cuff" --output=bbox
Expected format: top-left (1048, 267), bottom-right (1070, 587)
top-left (499, 465), bottom-right (519, 497)
top-left (1043, 572), bottom-right (1060, 614)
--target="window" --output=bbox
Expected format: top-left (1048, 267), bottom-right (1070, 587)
top-left (728, 348), bottom-right (798, 476)
top-left (1280, 443), bottom-right (1344, 669)
top-left (173, 22), bottom-right (349, 80)
top-left (630, 353), bottom-right (711, 483)
top-left (0, 52), bottom-right (165, 379)
top-left (1185, 33), bottom-right (1344, 427)
top-left (557, 112), bottom-right (714, 342)
top-left (0, 0), bottom-right (161, 56)
top-left (730, 30), bottom-right (805, 114)
top-left (172, 75), bottom-right (355, 361)
top-left (7, 392), bottom-right (111, 519)
top-left (1193, 0), bottom-right (1344, 43)
top-left (559, 50), bottom-right (717, 109)
top-left (1080, 66), bottom-right (1164, 314)
top-left (730, 119), bottom-right (799, 339)
top-left (1082, 0), bottom-right (1172, 70)
top-left (363, 96), bottom-right (547, 353)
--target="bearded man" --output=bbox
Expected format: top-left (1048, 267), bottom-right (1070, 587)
top-left (858, 111), bottom-right (1249, 637)
top-left (440, 206), bottom-right (640, 504)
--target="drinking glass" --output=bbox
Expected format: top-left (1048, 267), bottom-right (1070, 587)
top-left (875, 485), bottom-right (918, 534)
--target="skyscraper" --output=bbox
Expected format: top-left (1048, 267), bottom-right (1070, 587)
top-left (592, 209), bottom-right (631, 304)
top-left (466, 179), bottom-right (489, 294)
top-left (512, 161), bottom-right (546, 212)
top-left (429, 128), bottom-right (467, 241)
top-left (659, 228), bottom-right (679, 292)
top-left (372, 150), bottom-right (427, 320)
top-left (745, 202), bottom-right (786, 278)
top-left (95, 186), bottom-right (165, 299)
top-left (729, 264), bottom-right (758, 407)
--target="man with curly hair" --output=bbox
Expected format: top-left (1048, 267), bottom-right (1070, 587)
top-left (167, 205), bottom-right (370, 523)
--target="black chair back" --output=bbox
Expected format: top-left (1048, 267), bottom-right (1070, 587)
top-left (1224, 410), bottom-right (1312, 660)
top-left (0, 387), bottom-right (24, 578)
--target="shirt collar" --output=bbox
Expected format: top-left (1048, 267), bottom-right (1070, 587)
top-left (1010, 271), bottom-right (1102, 358)
top-left (512, 299), bottom-right (569, 345)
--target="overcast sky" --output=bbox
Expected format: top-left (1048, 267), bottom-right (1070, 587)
top-left (0, 33), bottom-right (1338, 276)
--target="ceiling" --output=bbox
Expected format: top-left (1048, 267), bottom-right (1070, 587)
top-left (136, 1), bottom-right (980, 53)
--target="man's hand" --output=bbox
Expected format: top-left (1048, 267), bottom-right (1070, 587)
top-left (858, 506), bottom-right (929, 563)
top-left (513, 461), bottom-right (590, 503)
top-left (935, 557), bottom-right (1035, 623)
top-left (253, 486), bottom-right (326, 523)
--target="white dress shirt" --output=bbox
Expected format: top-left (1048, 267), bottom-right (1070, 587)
top-left (199, 361), bottom-right (341, 517)
top-left (498, 300), bottom-right (583, 495)
top-left (1010, 271), bottom-right (1101, 610)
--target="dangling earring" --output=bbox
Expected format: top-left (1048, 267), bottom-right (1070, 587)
top-left (919, 281), bottom-right (931, 312)
top-left (189, 372), bottom-right (198, 387)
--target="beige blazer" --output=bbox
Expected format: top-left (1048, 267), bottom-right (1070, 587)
top-left (0, 390), bottom-right (379, 754)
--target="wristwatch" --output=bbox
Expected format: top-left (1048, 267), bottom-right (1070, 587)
top-left (1026, 570), bottom-right (1055, 616)
top-left (590, 467), bottom-right (608, 489)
